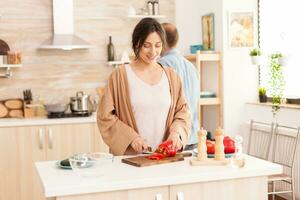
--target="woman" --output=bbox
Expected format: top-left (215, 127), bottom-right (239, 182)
top-left (97, 18), bottom-right (191, 155)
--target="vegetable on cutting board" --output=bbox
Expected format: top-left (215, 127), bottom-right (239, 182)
top-left (147, 140), bottom-right (177, 160)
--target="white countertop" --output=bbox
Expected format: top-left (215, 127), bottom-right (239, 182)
top-left (35, 154), bottom-right (282, 198)
top-left (0, 112), bottom-right (97, 127)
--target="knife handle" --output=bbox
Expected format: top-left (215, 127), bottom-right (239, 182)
top-left (180, 152), bottom-right (192, 157)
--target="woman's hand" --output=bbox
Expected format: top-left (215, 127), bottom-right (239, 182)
top-left (130, 137), bottom-right (148, 153)
top-left (167, 132), bottom-right (183, 151)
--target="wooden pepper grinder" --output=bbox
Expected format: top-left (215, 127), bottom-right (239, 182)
top-left (197, 128), bottom-right (207, 161)
top-left (214, 127), bottom-right (225, 161)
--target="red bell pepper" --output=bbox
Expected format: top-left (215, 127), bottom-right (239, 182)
top-left (155, 140), bottom-right (177, 157)
top-left (146, 140), bottom-right (177, 160)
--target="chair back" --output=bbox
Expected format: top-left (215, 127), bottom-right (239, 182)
top-left (272, 124), bottom-right (300, 169)
top-left (248, 120), bottom-right (274, 160)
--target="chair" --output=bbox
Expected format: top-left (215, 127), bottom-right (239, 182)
top-left (248, 120), bottom-right (274, 160)
top-left (268, 124), bottom-right (300, 200)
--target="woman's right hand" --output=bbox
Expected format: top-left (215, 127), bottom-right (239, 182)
top-left (130, 137), bottom-right (148, 153)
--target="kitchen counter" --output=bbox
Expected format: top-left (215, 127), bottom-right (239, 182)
top-left (0, 112), bottom-right (97, 127)
top-left (36, 154), bottom-right (282, 199)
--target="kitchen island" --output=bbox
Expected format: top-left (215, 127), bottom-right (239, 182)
top-left (36, 154), bottom-right (282, 200)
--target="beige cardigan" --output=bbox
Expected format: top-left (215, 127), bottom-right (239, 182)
top-left (97, 65), bottom-right (191, 155)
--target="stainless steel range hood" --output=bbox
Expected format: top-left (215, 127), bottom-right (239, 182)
top-left (39, 0), bottom-right (95, 50)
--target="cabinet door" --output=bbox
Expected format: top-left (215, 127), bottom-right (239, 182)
top-left (93, 123), bottom-right (109, 153)
top-left (45, 123), bottom-right (94, 160)
top-left (57, 186), bottom-right (169, 200)
top-left (169, 177), bottom-right (267, 200)
top-left (0, 126), bottom-right (46, 200)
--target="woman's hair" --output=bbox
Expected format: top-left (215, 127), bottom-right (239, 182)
top-left (132, 18), bottom-right (166, 59)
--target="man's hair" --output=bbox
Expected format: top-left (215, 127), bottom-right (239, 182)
top-left (161, 23), bottom-right (179, 48)
top-left (132, 18), bottom-right (166, 59)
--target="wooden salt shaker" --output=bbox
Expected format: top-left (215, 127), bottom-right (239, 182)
top-left (214, 128), bottom-right (225, 161)
top-left (197, 128), bottom-right (207, 161)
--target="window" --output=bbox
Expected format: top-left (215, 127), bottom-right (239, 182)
top-left (259, 0), bottom-right (300, 97)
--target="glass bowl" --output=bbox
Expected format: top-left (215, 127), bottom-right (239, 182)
top-left (69, 152), bottom-right (114, 177)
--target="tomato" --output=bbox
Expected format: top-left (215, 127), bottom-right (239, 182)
top-left (206, 136), bottom-right (235, 154)
top-left (223, 136), bottom-right (235, 153)
top-left (206, 140), bottom-right (215, 154)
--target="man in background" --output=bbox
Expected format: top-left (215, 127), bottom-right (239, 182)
top-left (159, 23), bottom-right (200, 149)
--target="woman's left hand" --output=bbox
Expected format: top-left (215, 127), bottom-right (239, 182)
top-left (167, 132), bottom-right (183, 151)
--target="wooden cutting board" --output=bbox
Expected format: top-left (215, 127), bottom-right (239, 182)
top-left (0, 98), bottom-right (24, 118)
top-left (122, 152), bottom-right (192, 167)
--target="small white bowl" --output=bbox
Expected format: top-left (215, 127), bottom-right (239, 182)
top-left (69, 152), bottom-right (114, 177)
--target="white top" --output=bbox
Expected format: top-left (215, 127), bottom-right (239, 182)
top-left (35, 154), bottom-right (282, 197)
top-left (125, 64), bottom-right (171, 149)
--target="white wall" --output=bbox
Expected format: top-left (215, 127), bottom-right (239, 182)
top-left (175, 0), bottom-right (222, 55)
top-left (221, 0), bottom-right (258, 136)
top-left (175, 0), bottom-right (258, 136)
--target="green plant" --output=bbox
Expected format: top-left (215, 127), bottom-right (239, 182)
top-left (258, 87), bottom-right (266, 96)
top-left (268, 53), bottom-right (285, 116)
top-left (249, 48), bottom-right (262, 56)
top-left (271, 53), bottom-right (282, 59)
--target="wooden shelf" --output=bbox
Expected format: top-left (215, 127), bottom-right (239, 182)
top-left (185, 53), bottom-right (220, 62)
top-left (127, 15), bottom-right (165, 19)
top-left (107, 61), bottom-right (130, 67)
top-left (189, 51), bottom-right (223, 128)
top-left (199, 98), bottom-right (220, 105)
top-left (247, 102), bottom-right (300, 110)
top-left (0, 64), bottom-right (22, 68)
top-left (0, 64), bottom-right (22, 78)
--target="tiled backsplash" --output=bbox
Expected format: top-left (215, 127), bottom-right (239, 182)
top-left (0, 0), bottom-right (174, 103)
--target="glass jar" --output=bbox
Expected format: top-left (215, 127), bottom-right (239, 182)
top-left (230, 135), bottom-right (246, 168)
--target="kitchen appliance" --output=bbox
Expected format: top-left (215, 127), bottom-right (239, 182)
top-left (39, 0), bottom-right (94, 50)
top-left (45, 103), bottom-right (69, 113)
top-left (70, 91), bottom-right (91, 114)
top-left (47, 112), bottom-right (91, 119)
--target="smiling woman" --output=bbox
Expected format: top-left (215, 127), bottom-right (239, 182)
top-left (97, 18), bottom-right (191, 156)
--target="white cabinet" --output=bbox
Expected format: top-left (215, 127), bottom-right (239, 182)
top-left (56, 176), bottom-right (267, 200)
top-left (57, 186), bottom-right (169, 200)
top-left (169, 177), bottom-right (267, 200)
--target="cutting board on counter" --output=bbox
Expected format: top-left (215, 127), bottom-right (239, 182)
top-left (122, 152), bottom-right (192, 167)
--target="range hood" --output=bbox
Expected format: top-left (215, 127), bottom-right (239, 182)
top-left (39, 0), bottom-right (95, 50)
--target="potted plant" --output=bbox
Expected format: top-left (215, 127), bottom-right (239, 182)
top-left (268, 53), bottom-right (285, 116)
top-left (258, 87), bottom-right (267, 103)
top-left (278, 54), bottom-right (290, 66)
top-left (249, 48), bottom-right (263, 65)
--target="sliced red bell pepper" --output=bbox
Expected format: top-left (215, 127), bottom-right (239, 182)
top-left (146, 140), bottom-right (178, 160)
top-left (147, 153), bottom-right (166, 160)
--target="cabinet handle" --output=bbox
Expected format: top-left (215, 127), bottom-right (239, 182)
top-left (38, 128), bottom-right (43, 150)
top-left (177, 192), bottom-right (184, 200)
top-left (155, 193), bottom-right (163, 200)
top-left (48, 128), bottom-right (53, 149)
